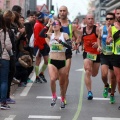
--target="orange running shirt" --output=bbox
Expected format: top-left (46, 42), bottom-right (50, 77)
top-left (82, 25), bottom-right (100, 54)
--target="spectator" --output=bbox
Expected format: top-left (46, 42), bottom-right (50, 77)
top-left (12, 5), bottom-right (22, 15)
top-left (0, 14), bottom-right (12, 110)
top-left (3, 10), bottom-right (17, 104)
top-left (14, 55), bottom-right (33, 86)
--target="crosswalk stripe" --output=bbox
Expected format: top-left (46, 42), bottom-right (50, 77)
top-left (92, 117), bottom-right (120, 120)
top-left (4, 115), bottom-right (16, 120)
top-left (93, 98), bottom-right (109, 100)
top-left (28, 115), bottom-right (61, 119)
top-left (36, 96), bottom-right (109, 101)
top-left (36, 96), bottom-right (61, 99)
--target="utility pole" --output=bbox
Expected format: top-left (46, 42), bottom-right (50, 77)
top-left (46, 0), bottom-right (49, 10)
top-left (50, 0), bottom-right (52, 11)
top-left (46, 0), bottom-right (52, 12)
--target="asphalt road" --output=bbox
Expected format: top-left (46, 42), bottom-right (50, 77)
top-left (1, 51), bottom-right (120, 120)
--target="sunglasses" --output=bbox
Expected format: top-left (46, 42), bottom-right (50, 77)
top-left (52, 22), bottom-right (59, 26)
top-left (106, 18), bottom-right (114, 20)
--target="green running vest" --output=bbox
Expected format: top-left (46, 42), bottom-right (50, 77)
top-left (111, 26), bottom-right (120, 55)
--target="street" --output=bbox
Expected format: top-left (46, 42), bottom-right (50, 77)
top-left (1, 51), bottom-right (120, 120)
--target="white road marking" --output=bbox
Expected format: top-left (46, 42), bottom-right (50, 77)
top-left (76, 68), bottom-right (85, 72)
top-left (20, 83), bottom-right (33, 96)
top-left (93, 97), bottom-right (109, 100)
top-left (20, 60), bottom-right (44, 96)
top-left (36, 96), bottom-right (109, 101)
top-left (92, 117), bottom-right (120, 120)
top-left (36, 96), bottom-right (110, 100)
top-left (28, 115), bottom-right (61, 119)
top-left (4, 115), bottom-right (16, 120)
top-left (36, 96), bottom-right (61, 99)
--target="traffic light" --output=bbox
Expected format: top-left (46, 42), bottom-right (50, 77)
top-left (50, 5), bottom-right (55, 15)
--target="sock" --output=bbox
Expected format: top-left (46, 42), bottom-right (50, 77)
top-left (41, 64), bottom-right (47, 74)
top-left (52, 93), bottom-right (57, 98)
top-left (61, 97), bottom-right (65, 102)
top-left (35, 66), bottom-right (39, 77)
top-left (109, 84), bottom-right (111, 88)
top-left (111, 93), bottom-right (114, 96)
top-left (40, 72), bottom-right (43, 75)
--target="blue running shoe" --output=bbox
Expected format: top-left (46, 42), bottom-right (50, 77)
top-left (87, 91), bottom-right (93, 100)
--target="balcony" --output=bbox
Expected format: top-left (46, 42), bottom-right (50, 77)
top-left (106, 1), bottom-right (120, 12)
top-left (106, 0), bottom-right (118, 7)
top-left (95, 0), bottom-right (99, 6)
top-left (100, 0), bottom-right (111, 7)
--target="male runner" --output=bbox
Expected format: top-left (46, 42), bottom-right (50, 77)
top-left (98, 12), bottom-right (116, 104)
top-left (79, 14), bottom-right (100, 100)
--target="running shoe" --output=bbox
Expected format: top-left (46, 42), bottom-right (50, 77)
top-left (60, 101), bottom-right (65, 109)
top-left (35, 77), bottom-right (42, 83)
top-left (110, 95), bottom-right (115, 104)
top-left (103, 87), bottom-right (109, 98)
top-left (51, 97), bottom-right (57, 107)
top-left (27, 78), bottom-right (33, 83)
top-left (87, 91), bottom-right (93, 100)
top-left (39, 74), bottom-right (47, 83)
top-left (1, 103), bottom-right (10, 110)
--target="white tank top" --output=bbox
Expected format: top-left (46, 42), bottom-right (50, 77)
top-left (49, 32), bottom-right (66, 52)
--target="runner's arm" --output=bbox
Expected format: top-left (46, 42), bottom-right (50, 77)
top-left (72, 24), bottom-right (80, 44)
top-left (55, 33), bottom-right (72, 49)
top-left (92, 26), bottom-right (99, 48)
top-left (106, 26), bottom-right (112, 44)
top-left (39, 26), bottom-right (49, 38)
top-left (97, 27), bottom-right (102, 51)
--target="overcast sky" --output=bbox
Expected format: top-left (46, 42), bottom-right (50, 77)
top-left (37, 0), bottom-right (89, 21)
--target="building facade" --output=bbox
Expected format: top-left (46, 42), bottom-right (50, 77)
top-left (29, 0), bottom-right (37, 11)
top-left (106, 0), bottom-right (120, 13)
top-left (0, 0), bottom-right (36, 16)
top-left (94, 0), bottom-right (120, 23)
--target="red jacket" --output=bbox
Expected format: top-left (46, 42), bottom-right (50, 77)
top-left (34, 20), bottom-right (46, 50)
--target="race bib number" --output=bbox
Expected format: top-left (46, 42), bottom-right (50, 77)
top-left (106, 44), bottom-right (112, 53)
top-left (51, 44), bottom-right (64, 52)
top-left (87, 53), bottom-right (97, 61)
top-left (116, 45), bottom-right (120, 54)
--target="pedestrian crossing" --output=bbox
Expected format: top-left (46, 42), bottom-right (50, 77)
top-left (28, 115), bottom-right (61, 119)
top-left (4, 115), bottom-right (120, 120)
top-left (92, 117), bottom-right (120, 120)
